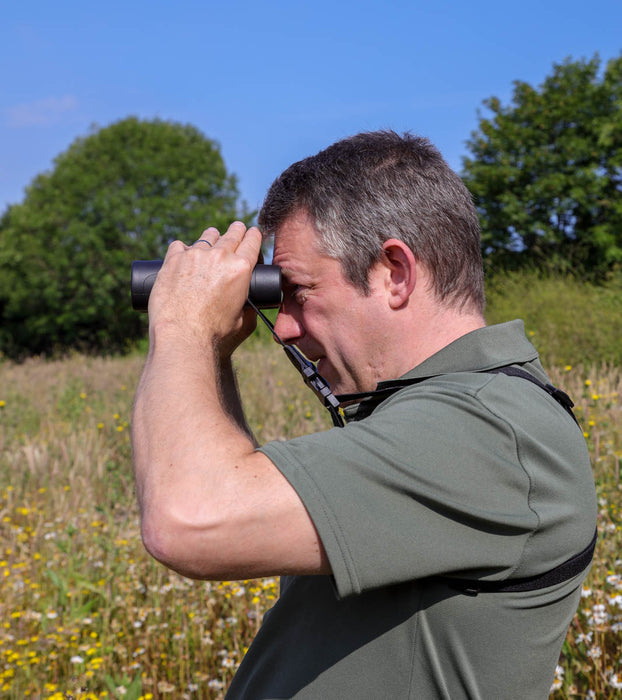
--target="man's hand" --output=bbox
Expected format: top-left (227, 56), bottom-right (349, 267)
top-left (147, 221), bottom-right (263, 358)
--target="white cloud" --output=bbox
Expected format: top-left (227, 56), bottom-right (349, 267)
top-left (4, 95), bottom-right (79, 127)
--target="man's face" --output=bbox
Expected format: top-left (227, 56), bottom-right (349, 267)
top-left (271, 212), bottom-right (389, 396)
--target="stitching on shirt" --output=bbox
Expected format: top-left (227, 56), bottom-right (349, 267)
top-left (386, 373), bottom-right (542, 581)
top-left (472, 374), bottom-right (542, 579)
top-left (302, 464), bottom-right (362, 594)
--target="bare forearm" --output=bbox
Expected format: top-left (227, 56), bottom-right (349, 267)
top-left (131, 332), bottom-right (256, 526)
top-left (129, 224), bottom-right (329, 580)
top-left (217, 356), bottom-right (257, 445)
top-left (131, 330), bottom-right (328, 581)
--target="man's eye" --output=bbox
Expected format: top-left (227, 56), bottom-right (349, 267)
top-left (291, 286), bottom-right (308, 304)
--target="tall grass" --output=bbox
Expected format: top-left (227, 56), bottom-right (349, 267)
top-left (1, 272), bottom-right (621, 698)
top-left (485, 270), bottom-right (622, 367)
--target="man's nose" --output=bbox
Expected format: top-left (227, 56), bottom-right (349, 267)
top-left (273, 303), bottom-right (304, 345)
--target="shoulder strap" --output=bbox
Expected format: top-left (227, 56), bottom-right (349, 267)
top-left (445, 366), bottom-right (591, 593)
top-left (337, 363), bottom-right (581, 427)
top-left (443, 529), bottom-right (597, 595)
top-left (485, 365), bottom-right (580, 426)
top-left (341, 365), bottom-right (591, 592)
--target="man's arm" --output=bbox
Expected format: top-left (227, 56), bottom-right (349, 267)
top-left (217, 355), bottom-right (256, 444)
top-left (131, 223), bottom-right (330, 580)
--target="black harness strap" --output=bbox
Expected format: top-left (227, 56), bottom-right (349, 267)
top-left (485, 365), bottom-right (580, 426)
top-left (444, 366), bottom-right (595, 593)
top-left (339, 363), bottom-right (595, 594)
top-left (444, 529), bottom-right (597, 595)
top-left (337, 364), bottom-right (581, 427)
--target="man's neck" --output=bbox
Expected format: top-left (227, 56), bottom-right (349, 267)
top-left (389, 305), bottom-right (486, 381)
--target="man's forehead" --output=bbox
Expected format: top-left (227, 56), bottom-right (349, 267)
top-left (272, 215), bottom-right (332, 283)
top-left (274, 212), bottom-right (319, 253)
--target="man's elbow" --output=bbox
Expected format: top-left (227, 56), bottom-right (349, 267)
top-left (139, 502), bottom-right (228, 580)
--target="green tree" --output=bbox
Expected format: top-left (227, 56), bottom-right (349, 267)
top-left (462, 53), bottom-right (622, 277)
top-left (0, 117), bottom-right (250, 358)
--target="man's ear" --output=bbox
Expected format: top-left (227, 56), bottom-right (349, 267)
top-left (381, 239), bottom-right (417, 309)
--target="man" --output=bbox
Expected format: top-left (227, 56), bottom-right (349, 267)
top-left (132, 131), bottom-right (597, 699)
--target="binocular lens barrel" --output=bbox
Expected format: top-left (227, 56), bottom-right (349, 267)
top-left (131, 260), bottom-right (282, 311)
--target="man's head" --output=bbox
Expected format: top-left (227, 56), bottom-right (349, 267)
top-left (259, 130), bottom-right (485, 314)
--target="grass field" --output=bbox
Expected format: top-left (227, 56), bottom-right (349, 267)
top-left (1, 278), bottom-right (621, 698)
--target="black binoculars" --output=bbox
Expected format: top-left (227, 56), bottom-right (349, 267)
top-left (131, 260), bottom-right (283, 312)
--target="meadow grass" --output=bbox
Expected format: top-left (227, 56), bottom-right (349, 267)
top-left (485, 270), bottom-right (622, 367)
top-left (1, 274), bottom-right (621, 698)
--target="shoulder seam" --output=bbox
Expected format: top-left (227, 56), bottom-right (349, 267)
top-left (472, 375), bottom-right (542, 578)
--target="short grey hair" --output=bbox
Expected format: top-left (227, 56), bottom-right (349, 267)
top-left (259, 130), bottom-right (485, 313)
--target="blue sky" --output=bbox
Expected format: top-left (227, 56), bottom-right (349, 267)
top-left (2, 0), bottom-right (621, 218)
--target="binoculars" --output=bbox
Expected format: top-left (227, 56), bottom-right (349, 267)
top-left (131, 260), bottom-right (283, 312)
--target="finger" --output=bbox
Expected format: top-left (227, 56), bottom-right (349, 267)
top-left (192, 239), bottom-right (213, 249)
top-left (195, 227), bottom-right (220, 246)
top-left (161, 239), bottom-right (188, 268)
top-left (216, 221), bottom-right (249, 250)
top-left (233, 226), bottom-right (263, 269)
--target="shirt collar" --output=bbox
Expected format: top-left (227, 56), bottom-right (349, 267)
top-left (389, 319), bottom-right (538, 384)
top-left (341, 320), bottom-right (539, 421)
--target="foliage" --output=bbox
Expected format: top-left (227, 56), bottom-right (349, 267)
top-left (485, 270), bottom-right (622, 367)
top-left (0, 117), bottom-right (250, 359)
top-left (462, 53), bottom-right (622, 278)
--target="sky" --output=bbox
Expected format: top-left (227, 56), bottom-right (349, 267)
top-left (2, 0), bottom-right (621, 218)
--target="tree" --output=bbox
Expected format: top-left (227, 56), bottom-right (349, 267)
top-left (462, 53), bottom-right (622, 277)
top-left (0, 117), bottom-right (250, 358)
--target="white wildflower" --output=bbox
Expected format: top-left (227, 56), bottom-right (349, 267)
top-left (606, 574), bottom-right (622, 589)
top-left (609, 673), bottom-right (622, 690)
top-left (590, 604), bottom-right (610, 626)
top-left (550, 665), bottom-right (564, 691)
top-left (587, 645), bottom-right (602, 659)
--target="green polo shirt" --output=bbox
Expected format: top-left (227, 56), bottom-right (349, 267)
top-left (226, 321), bottom-right (597, 699)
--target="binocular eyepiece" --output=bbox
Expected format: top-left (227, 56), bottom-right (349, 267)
top-left (131, 260), bottom-right (283, 312)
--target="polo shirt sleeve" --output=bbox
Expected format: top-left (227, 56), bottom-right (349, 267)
top-left (258, 382), bottom-right (540, 598)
